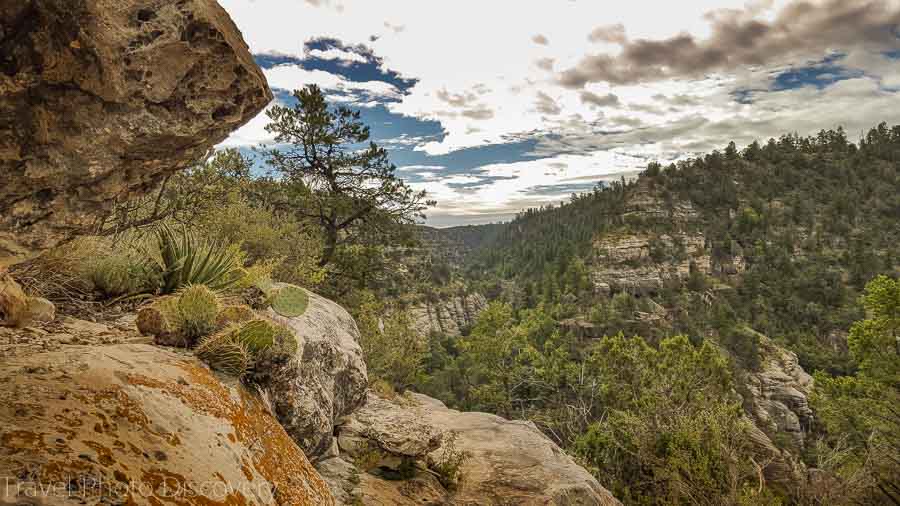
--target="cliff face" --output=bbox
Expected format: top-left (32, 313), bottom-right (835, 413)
top-left (409, 292), bottom-right (487, 338)
top-left (745, 333), bottom-right (814, 449)
top-left (0, 0), bottom-right (271, 266)
top-left (591, 232), bottom-right (710, 296)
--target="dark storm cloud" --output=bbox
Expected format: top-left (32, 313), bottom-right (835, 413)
top-left (579, 91), bottom-right (620, 107)
top-left (560, 0), bottom-right (900, 87)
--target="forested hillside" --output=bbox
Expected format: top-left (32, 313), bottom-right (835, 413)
top-left (398, 123), bottom-right (900, 504)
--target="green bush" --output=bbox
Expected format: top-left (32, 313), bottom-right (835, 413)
top-left (81, 237), bottom-right (159, 298)
top-left (430, 431), bottom-right (469, 490)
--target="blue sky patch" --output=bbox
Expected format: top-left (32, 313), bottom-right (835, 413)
top-left (770, 54), bottom-right (861, 91)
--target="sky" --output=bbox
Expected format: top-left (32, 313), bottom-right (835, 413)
top-left (219, 0), bottom-right (900, 226)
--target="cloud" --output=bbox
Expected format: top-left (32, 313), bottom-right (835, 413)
top-left (535, 58), bottom-right (555, 71)
top-left (580, 91), bottom-right (620, 107)
top-left (461, 106), bottom-right (495, 120)
top-left (220, 0), bottom-right (900, 225)
top-left (588, 24), bottom-right (627, 44)
top-left (264, 64), bottom-right (403, 100)
top-left (535, 91), bottom-right (562, 115)
top-left (306, 47), bottom-right (369, 65)
top-left (560, 0), bottom-right (900, 87)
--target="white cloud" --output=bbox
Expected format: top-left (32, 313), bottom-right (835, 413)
top-left (306, 47), bottom-right (369, 65)
top-left (264, 65), bottom-right (402, 100)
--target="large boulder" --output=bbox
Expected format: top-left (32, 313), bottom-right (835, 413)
top-left (262, 286), bottom-right (368, 459)
top-left (319, 391), bottom-right (621, 506)
top-left (0, 343), bottom-right (333, 505)
top-left (0, 0), bottom-right (271, 266)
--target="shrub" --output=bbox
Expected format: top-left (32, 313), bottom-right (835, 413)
top-left (153, 225), bottom-right (244, 294)
top-left (430, 431), bottom-right (469, 490)
top-left (174, 284), bottom-right (220, 343)
top-left (79, 236), bottom-right (159, 298)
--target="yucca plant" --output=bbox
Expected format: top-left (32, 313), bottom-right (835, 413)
top-left (154, 225), bottom-right (244, 294)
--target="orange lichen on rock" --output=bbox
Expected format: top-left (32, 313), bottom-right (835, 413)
top-left (0, 343), bottom-right (334, 505)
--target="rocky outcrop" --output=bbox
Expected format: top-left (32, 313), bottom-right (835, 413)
top-left (409, 292), bottom-right (487, 337)
top-left (318, 391), bottom-right (621, 505)
top-left (745, 333), bottom-right (814, 449)
top-left (0, 0), bottom-right (271, 266)
top-left (623, 178), bottom-right (699, 222)
top-left (0, 342), bottom-right (333, 505)
top-left (591, 232), bottom-right (709, 296)
top-left (263, 286), bottom-right (368, 459)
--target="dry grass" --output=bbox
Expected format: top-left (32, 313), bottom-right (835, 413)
top-left (9, 238), bottom-right (101, 318)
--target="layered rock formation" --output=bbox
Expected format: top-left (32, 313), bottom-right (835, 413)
top-left (591, 232), bottom-right (710, 296)
top-left (263, 286), bottom-right (369, 458)
top-left (745, 333), bottom-right (814, 449)
top-left (317, 392), bottom-right (621, 505)
top-left (0, 343), bottom-right (333, 505)
top-left (409, 292), bottom-right (487, 338)
top-left (0, 0), bottom-right (271, 266)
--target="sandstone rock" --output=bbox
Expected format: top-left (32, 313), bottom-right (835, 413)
top-left (322, 391), bottom-right (621, 506)
top-left (262, 285), bottom-right (368, 458)
top-left (745, 333), bottom-right (814, 448)
top-left (0, 0), bottom-right (272, 266)
top-left (409, 292), bottom-right (487, 338)
top-left (591, 232), bottom-right (709, 296)
top-left (0, 270), bottom-right (55, 327)
top-left (0, 271), bottom-right (28, 327)
top-left (0, 343), bottom-right (333, 505)
top-left (25, 296), bottom-right (56, 323)
top-left (337, 392), bottom-right (443, 470)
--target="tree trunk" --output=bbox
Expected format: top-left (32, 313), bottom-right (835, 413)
top-left (318, 226), bottom-right (338, 267)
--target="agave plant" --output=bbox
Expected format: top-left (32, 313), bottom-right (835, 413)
top-left (154, 225), bottom-right (244, 294)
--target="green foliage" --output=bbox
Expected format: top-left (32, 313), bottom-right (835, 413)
top-left (812, 275), bottom-right (900, 504)
top-left (76, 236), bottom-right (159, 298)
top-left (352, 291), bottom-right (427, 391)
top-left (154, 225), bottom-right (244, 294)
top-left (430, 431), bottom-right (469, 490)
top-left (574, 334), bottom-right (760, 505)
top-left (269, 284), bottom-right (310, 317)
top-left (263, 84), bottom-right (434, 270)
top-left (230, 318), bottom-right (297, 356)
top-left (173, 284), bottom-right (220, 343)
